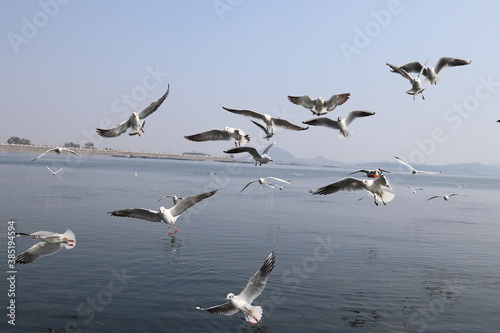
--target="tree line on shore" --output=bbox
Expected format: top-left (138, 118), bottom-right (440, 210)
top-left (6, 136), bottom-right (95, 149)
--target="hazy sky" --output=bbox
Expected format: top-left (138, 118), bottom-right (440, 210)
top-left (2, 0), bottom-right (500, 165)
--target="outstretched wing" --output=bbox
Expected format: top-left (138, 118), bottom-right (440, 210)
top-left (272, 118), bottom-right (309, 131)
top-left (426, 195), bottom-right (442, 201)
top-left (16, 242), bottom-right (63, 264)
top-left (374, 174), bottom-right (392, 190)
top-left (345, 110), bottom-right (375, 126)
top-left (303, 117), bottom-right (339, 129)
top-left (170, 189), bottom-right (218, 217)
top-left (184, 129), bottom-right (233, 142)
top-left (265, 177), bottom-right (291, 184)
top-left (387, 63), bottom-right (413, 82)
top-left (108, 208), bottom-right (162, 222)
top-left (310, 177), bottom-right (364, 195)
top-left (240, 179), bottom-right (260, 193)
top-left (224, 146), bottom-right (261, 159)
top-left (239, 252), bottom-right (276, 304)
top-left (62, 148), bottom-right (83, 158)
top-left (349, 169), bottom-right (370, 176)
top-left (325, 93), bottom-right (350, 111)
top-left (250, 120), bottom-right (272, 136)
top-left (196, 302), bottom-right (238, 316)
top-left (137, 85), bottom-right (170, 119)
top-left (31, 148), bottom-right (55, 162)
top-left (434, 57), bottom-right (471, 74)
top-left (222, 106), bottom-right (265, 121)
top-left (96, 119), bottom-right (131, 138)
top-left (394, 156), bottom-right (416, 172)
top-left (287, 95), bottom-right (315, 109)
top-left (394, 61), bottom-right (424, 74)
top-left (262, 140), bottom-right (277, 155)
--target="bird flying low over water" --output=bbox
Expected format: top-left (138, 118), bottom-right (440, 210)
top-left (407, 186), bottom-right (424, 194)
top-left (394, 156), bottom-right (441, 175)
top-left (387, 62), bottom-right (426, 100)
top-left (46, 166), bottom-right (63, 175)
top-left (426, 193), bottom-right (467, 201)
top-left (184, 127), bottom-right (250, 147)
top-left (96, 85), bottom-right (170, 138)
top-left (224, 141), bottom-right (276, 166)
top-left (108, 189), bottom-right (217, 236)
top-left (31, 147), bottom-right (83, 162)
top-left (303, 110), bottom-right (375, 138)
top-left (310, 175), bottom-right (395, 206)
top-left (390, 57), bottom-right (471, 85)
top-left (349, 168), bottom-right (390, 178)
top-left (157, 194), bottom-right (184, 204)
top-left (239, 177), bottom-right (291, 193)
top-left (287, 93), bottom-right (350, 116)
top-left (196, 252), bottom-right (275, 325)
top-left (15, 229), bottom-right (76, 264)
top-left (222, 106), bottom-right (308, 140)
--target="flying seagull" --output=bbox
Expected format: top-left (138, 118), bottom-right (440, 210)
top-left (427, 193), bottom-right (467, 201)
top-left (394, 156), bottom-right (441, 175)
top-left (224, 141), bottom-right (276, 166)
top-left (108, 189), bottom-right (217, 236)
top-left (31, 147), bottom-right (83, 162)
top-left (15, 229), bottom-right (76, 264)
top-left (390, 57), bottom-right (471, 85)
top-left (288, 93), bottom-right (350, 116)
top-left (239, 177), bottom-right (291, 193)
top-left (310, 175), bottom-right (395, 206)
top-left (46, 166), bottom-right (63, 175)
top-left (196, 251), bottom-right (275, 325)
top-left (349, 168), bottom-right (390, 178)
top-left (184, 127), bottom-right (250, 147)
top-left (303, 110), bottom-right (375, 138)
top-left (157, 194), bottom-right (184, 204)
top-left (407, 186), bottom-right (424, 194)
top-left (222, 106), bottom-right (308, 140)
top-left (387, 62), bottom-right (426, 100)
top-left (96, 85), bottom-right (170, 137)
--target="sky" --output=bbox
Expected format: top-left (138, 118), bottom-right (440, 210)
top-left (2, 0), bottom-right (500, 166)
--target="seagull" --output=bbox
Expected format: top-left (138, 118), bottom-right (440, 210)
top-left (310, 175), bottom-right (395, 206)
top-left (387, 62), bottom-right (426, 100)
top-left (46, 166), bottom-right (63, 175)
top-left (96, 85), bottom-right (169, 137)
top-left (222, 106), bottom-right (308, 140)
top-left (239, 177), bottom-right (291, 193)
top-left (303, 110), bottom-right (375, 138)
top-left (288, 93), bottom-right (350, 116)
top-left (427, 193), bottom-right (467, 201)
top-left (184, 127), bottom-right (250, 147)
top-left (293, 172), bottom-right (303, 177)
top-left (31, 147), bottom-right (83, 162)
top-left (157, 194), bottom-right (184, 204)
top-left (407, 186), bottom-right (424, 194)
top-left (349, 168), bottom-right (390, 178)
top-left (224, 141), bottom-right (276, 166)
top-left (15, 229), bottom-right (76, 264)
top-left (391, 57), bottom-right (471, 85)
top-left (394, 156), bottom-right (441, 174)
top-left (108, 189), bottom-right (217, 236)
top-left (196, 251), bottom-right (275, 325)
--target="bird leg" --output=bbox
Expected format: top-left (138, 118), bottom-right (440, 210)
top-left (373, 196), bottom-right (379, 206)
top-left (141, 121), bottom-right (146, 133)
top-left (167, 225), bottom-right (173, 236)
top-left (173, 223), bottom-right (179, 234)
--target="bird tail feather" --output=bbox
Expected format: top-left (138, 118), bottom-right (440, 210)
top-left (245, 305), bottom-right (263, 325)
top-left (62, 229), bottom-right (76, 249)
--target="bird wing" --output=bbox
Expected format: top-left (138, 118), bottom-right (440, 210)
top-left (157, 194), bottom-right (175, 203)
top-left (240, 179), bottom-right (260, 193)
top-left (239, 252), bottom-right (276, 304)
top-left (31, 148), bottom-right (55, 162)
top-left (396, 62), bottom-right (423, 74)
top-left (449, 193), bottom-right (466, 197)
top-left (435, 57), bottom-right (471, 74)
top-left (29, 231), bottom-right (59, 238)
top-left (137, 85), bottom-right (170, 119)
top-left (310, 177), bottom-right (364, 195)
top-left (417, 170), bottom-right (441, 175)
top-left (325, 93), bottom-right (350, 111)
top-left (345, 110), bottom-right (375, 126)
top-left (170, 189), bottom-right (218, 217)
top-left (387, 63), bottom-right (413, 82)
top-left (349, 169), bottom-right (370, 175)
top-left (196, 302), bottom-right (238, 316)
top-left (224, 146), bottom-right (261, 159)
top-left (108, 208), bottom-right (162, 222)
top-left (16, 242), bottom-right (63, 264)
top-left (287, 95), bottom-right (315, 109)
top-left (265, 177), bottom-right (291, 184)
top-left (62, 148), bottom-right (83, 158)
top-left (303, 117), bottom-right (339, 129)
top-left (184, 129), bottom-right (233, 142)
top-left (96, 118), bottom-right (131, 138)
top-left (374, 174), bottom-right (392, 190)
top-left (394, 156), bottom-right (416, 172)
top-left (262, 140), bottom-right (277, 155)
top-left (46, 166), bottom-right (56, 174)
top-left (426, 195), bottom-right (442, 201)
top-left (272, 118), bottom-right (309, 131)
top-left (222, 106), bottom-right (265, 121)
top-left (250, 120), bottom-right (271, 136)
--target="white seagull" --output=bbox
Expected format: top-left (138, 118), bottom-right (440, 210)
top-left (426, 193), bottom-right (467, 201)
top-left (240, 177), bottom-right (291, 193)
top-left (310, 175), bottom-right (395, 206)
top-left (387, 62), bottom-right (426, 100)
top-left (157, 194), bottom-right (184, 204)
top-left (15, 229), bottom-right (76, 264)
top-left (394, 156), bottom-right (441, 175)
top-left (349, 168), bottom-right (390, 178)
top-left (184, 127), bottom-right (250, 147)
top-left (31, 147), bottom-right (83, 162)
top-left (407, 186), bottom-right (424, 194)
top-left (46, 166), bottom-right (64, 175)
top-left (96, 85), bottom-right (169, 137)
top-left (288, 93), bottom-right (350, 116)
top-left (108, 189), bottom-right (217, 236)
top-left (222, 106), bottom-right (308, 140)
top-left (224, 141), bottom-right (276, 166)
top-left (391, 57), bottom-right (471, 85)
top-left (196, 251), bottom-right (275, 325)
top-left (303, 110), bottom-right (375, 138)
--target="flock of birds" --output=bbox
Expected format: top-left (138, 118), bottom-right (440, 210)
top-left (19, 56), bottom-right (478, 325)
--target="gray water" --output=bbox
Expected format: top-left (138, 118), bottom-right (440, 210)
top-left (1, 152), bottom-right (500, 333)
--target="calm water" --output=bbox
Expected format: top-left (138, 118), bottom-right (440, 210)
top-left (1, 152), bottom-right (500, 333)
